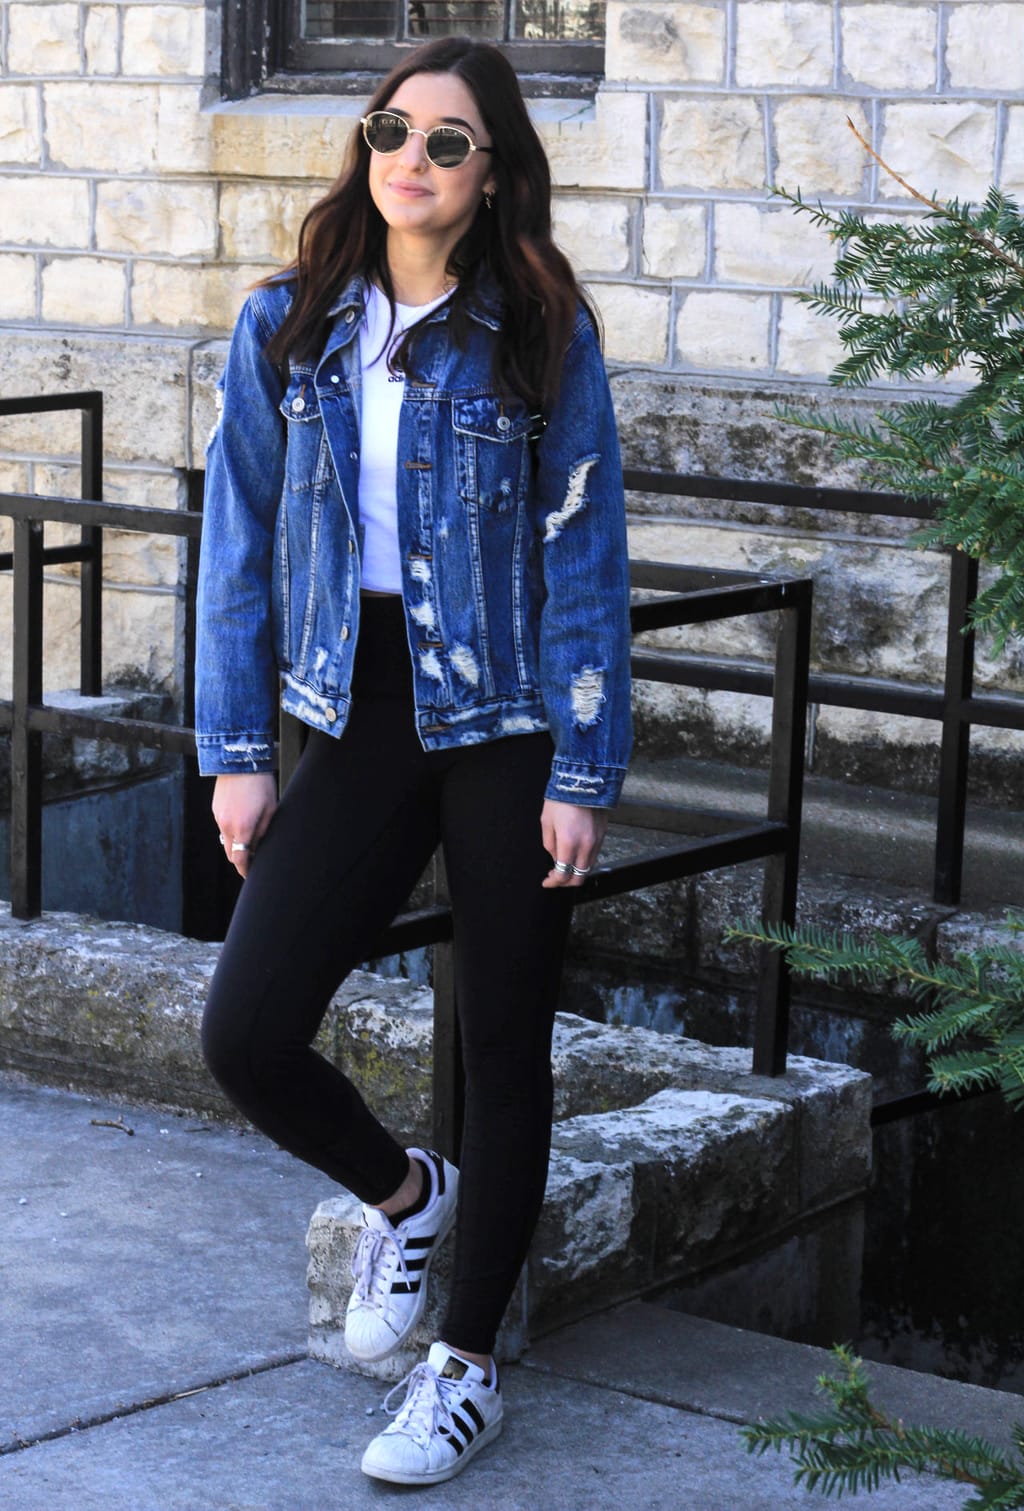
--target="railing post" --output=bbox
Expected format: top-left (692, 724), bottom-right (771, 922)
top-left (934, 551), bottom-right (978, 905)
top-left (79, 398), bottom-right (103, 696)
top-left (753, 582), bottom-right (812, 1076)
top-left (12, 517), bottom-right (44, 919)
top-left (431, 850), bottom-right (463, 1162)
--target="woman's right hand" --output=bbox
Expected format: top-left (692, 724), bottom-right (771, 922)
top-left (212, 772), bottom-right (278, 879)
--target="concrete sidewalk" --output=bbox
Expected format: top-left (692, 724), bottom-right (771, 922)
top-left (1, 1072), bottom-right (1018, 1511)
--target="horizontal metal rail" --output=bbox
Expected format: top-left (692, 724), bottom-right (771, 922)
top-left (624, 468), bottom-right (1024, 905)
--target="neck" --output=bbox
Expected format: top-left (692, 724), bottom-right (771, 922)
top-left (385, 232), bottom-right (458, 306)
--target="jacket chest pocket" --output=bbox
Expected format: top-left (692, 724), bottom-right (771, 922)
top-left (279, 374), bottom-right (324, 496)
top-left (452, 398), bottom-right (532, 513)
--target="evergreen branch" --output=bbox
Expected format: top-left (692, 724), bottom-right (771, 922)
top-left (743, 1347), bottom-right (1024, 1501)
top-left (843, 117), bottom-right (1024, 280)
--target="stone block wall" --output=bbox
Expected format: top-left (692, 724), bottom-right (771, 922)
top-left (0, 1), bottom-right (1021, 787)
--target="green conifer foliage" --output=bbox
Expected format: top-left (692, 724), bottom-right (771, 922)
top-left (777, 122), bottom-right (1024, 649)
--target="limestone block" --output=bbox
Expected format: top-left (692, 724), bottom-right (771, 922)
top-left (0, 328), bottom-right (190, 466)
top-left (530, 1151), bottom-right (642, 1310)
top-left (0, 909), bottom-right (221, 1112)
top-left (122, 4), bottom-right (207, 78)
top-left (550, 1013), bottom-right (873, 1212)
top-left (946, 4), bottom-right (1024, 90)
top-left (4, 174), bottom-right (89, 248)
top-left (1003, 109), bottom-right (1024, 196)
top-left (880, 103), bottom-right (997, 204)
top-left (735, 1), bottom-right (833, 87)
top-left (773, 98), bottom-right (871, 197)
top-left (96, 180), bottom-right (218, 258)
top-left (841, 4), bottom-right (937, 91)
top-left (189, 338), bottom-right (229, 467)
top-left (0, 84), bottom-right (42, 166)
top-left (155, 84), bottom-right (214, 173)
top-left (658, 96), bottom-right (765, 192)
top-left (210, 97), bottom-right (360, 180)
top-left (540, 90), bottom-right (648, 191)
top-left (534, 1089), bottom-right (796, 1322)
top-left (41, 257), bottom-right (126, 326)
top-left (605, 1), bottom-right (725, 84)
top-left (776, 291), bottom-right (847, 375)
top-left (676, 290), bottom-right (771, 371)
top-left (131, 261), bottom-right (265, 334)
top-left (714, 201), bottom-right (835, 287)
top-left (641, 199), bottom-right (705, 279)
top-left (593, 283), bottom-right (670, 363)
top-left (306, 1192), bottom-right (529, 1379)
top-left (32, 478), bottom-right (182, 588)
top-left (100, 580), bottom-right (179, 687)
top-left (552, 195), bottom-right (633, 275)
top-left (44, 82), bottom-right (159, 172)
top-left (0, 254), bottom-right (37, 319)
top-left (84, 5), bottom-right (119, 75)
top-left (219, 182), bottom-right (324, 264)
top-left (8, 3), bottom-right (81, 75)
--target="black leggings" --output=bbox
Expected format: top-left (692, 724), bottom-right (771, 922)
top-left (201, 597), bottom-right (574, 1355)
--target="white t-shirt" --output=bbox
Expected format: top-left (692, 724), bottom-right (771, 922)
top-left (358, 283), bottom-right (451, 593)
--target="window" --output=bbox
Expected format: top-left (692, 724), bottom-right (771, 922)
top-left (280, 1), bottom-right (605, 83)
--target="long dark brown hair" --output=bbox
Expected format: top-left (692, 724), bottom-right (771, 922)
top-left (261, 37), bottom-right (597, 409)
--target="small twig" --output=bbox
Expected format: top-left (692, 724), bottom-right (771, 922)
top-left (845, 115), bottom-right (1024, 277)
top-left (89, 1116), bottom-right (134, 1136)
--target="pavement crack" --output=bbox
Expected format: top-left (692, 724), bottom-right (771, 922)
top-left (1, 1351), bottom-right (308, 1456)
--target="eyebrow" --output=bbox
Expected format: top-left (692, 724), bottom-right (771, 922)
top-left (387, 107), bottom-right (479, 135)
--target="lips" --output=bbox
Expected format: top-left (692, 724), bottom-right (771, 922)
top-left (388, 179), bottom-right (433, 198)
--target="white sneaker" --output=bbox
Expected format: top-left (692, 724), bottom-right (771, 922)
top-left (361, 1341), bottom-right (503, 1485)
top-left (344, 1148), bottom-right (458, 1364)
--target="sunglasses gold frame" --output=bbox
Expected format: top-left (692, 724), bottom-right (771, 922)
top-left (361, 112), bottom-right (495, 169)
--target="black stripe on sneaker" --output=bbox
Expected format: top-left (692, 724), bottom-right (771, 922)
top-left (461, 1399), bottom-right (486, 1434)
top-left (405, 1236), bottom-right (434, 1250)
top-left (389, 1280), bottom-right (419, 1294)
top-left (451, 1412), bottom-right (475, 1445)
top-left (428, 1150), bottom-right (446, 1195)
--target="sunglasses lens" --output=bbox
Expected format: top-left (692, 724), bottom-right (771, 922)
top-left (364, 113), bottom-right (407, 154)
top-left (426, 128), bottom-right (472, 168)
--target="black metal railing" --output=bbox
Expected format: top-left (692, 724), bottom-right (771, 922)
top-left (624, 469), bottom-right (1024, 908)
top-left (1, 393), bottom-right (815, 1161)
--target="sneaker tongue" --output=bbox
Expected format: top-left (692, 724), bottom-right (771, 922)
top-left (363, 1206), bottom-right (394, 1234)
top-left (440, 1356), bottom-right (469, 1381)
top-left (427, 1341), bottom-right (476, 1381)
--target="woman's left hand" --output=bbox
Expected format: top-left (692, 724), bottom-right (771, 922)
top-left (540, 799), bottom-right (609, 888)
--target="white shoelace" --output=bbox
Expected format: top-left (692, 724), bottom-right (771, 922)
top-left (350, 1225), bottom-right (411, 1313)
top-left (382, 1363), bottom-right (459, 1447)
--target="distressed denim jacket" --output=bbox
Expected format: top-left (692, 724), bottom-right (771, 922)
top-left (195, 273), bottom-right (633, 807)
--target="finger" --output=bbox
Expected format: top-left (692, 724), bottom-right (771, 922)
top-left (542, 855), bottom-right (588, 889)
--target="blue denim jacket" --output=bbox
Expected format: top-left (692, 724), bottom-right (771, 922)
top-left (195, 274), bottom-right (632, 807)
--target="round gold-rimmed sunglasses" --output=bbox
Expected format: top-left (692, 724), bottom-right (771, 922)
top-left (361, 111), bottom-right (495, 170)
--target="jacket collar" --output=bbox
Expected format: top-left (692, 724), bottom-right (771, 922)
top-left (325, 270), bottom-right (504, 333)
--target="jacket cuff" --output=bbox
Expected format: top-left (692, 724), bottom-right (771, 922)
top-left (196, 733), bottom-right (276, 776)
top-left (545, 759), bottom-right (626, 809)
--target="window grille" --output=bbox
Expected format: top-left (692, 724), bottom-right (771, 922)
top-left (287, 0), bottom-right (605, 77)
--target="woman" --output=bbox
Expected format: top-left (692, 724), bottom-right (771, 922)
top-left (195, 35), bottom-right (632, 1486)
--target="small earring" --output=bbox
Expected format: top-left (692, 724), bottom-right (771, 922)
top-left (483, 189), bottom-right (495, 212)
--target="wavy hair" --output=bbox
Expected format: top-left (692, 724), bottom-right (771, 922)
top-left (261, 37), bottom-right (597, 408)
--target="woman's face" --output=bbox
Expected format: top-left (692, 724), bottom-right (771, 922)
top-left (368, 70), bottom-right (497, 256)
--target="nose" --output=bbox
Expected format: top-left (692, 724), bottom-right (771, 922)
top-left (396, 127), bottom-right (429, 170)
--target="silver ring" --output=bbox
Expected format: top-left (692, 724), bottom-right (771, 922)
top-left (570, 864), bottom-right (591, 877)
top-left (230, 842), bottom-right (251, 854)
top-left (553, 860), bottom-right (574, 875)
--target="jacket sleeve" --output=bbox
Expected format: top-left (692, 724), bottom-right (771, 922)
top-left (529, 316), bottom-right (633, 809)
top-left (194, 291), bottom-right (285, 776)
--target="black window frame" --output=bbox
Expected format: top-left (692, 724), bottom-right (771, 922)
top-left (222, 0), bottom-right (604, 99)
